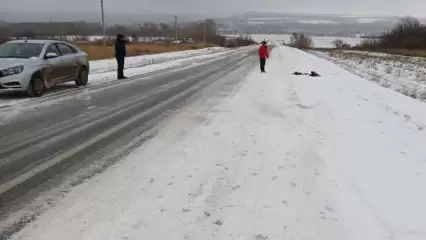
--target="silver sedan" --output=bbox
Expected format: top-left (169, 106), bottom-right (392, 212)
top-left (0, 39), bottom-right (90, 97)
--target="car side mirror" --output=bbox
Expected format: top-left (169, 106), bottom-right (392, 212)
top-left (45, 52), bottom-right (58, 59)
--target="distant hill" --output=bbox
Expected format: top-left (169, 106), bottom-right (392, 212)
top-left (214, 12), bottom-right (426, 37)
top-left (2, 10), bottom-right (426, 37)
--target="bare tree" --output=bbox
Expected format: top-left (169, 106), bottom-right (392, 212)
top-left (377, 17), bottom-right (426, 49)
top-left (398, 17), bottom-right (421, 31)
top-left (290, 33), bottom-right (313, 49)
top-left (332, 39), bottom-right (344, 48)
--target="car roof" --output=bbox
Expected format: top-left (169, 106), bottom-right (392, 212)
top-left (6, 39), bottom-right (71, 45)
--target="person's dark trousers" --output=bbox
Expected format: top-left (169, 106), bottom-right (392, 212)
top-left (116, 57), bottom-right (125, 79)
top-left (259, 58), bottom-right (266, 72)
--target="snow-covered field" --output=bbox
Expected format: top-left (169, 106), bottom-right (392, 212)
top-left (10, 46), bottom-right (426, 239)
top-left (311, 50), bottom-right (426, 101)
top-left (247, 34), bottom-right (363, 48)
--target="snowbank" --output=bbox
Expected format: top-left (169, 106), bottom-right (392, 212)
top-left (311, 50), bottom-right (426, 101)
top-left (244, 34), bottom-right (363, 48)
top-left (9, 46), bottom-right (426, 239)
top-left (88, 47), bottom-right (238, 85)
top-left (89, 47), bottom-right (227, 74)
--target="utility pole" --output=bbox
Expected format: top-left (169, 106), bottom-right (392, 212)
top-left (174, 15), bottom-right (178, 46)
top-left (216, 28), bottom-right (220, 46)
top-left (203, 20), bottom-right (206, 44)
top-left (101, 0), bottom-right (107, 58)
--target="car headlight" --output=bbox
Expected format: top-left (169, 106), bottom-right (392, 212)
top-left (0, 66), bottom-right (24, 77)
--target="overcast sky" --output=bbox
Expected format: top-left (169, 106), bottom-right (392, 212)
top-left (3, 0), bottom-right (426, 18)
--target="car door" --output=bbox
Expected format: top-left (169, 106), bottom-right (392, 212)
top-left (55, 43), bottom-right (79, 82)
top-left (43, 43), bottom-right (67, 88)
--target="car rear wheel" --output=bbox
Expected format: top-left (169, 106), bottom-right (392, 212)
top-left (28, 74), bottom-right (44, 97)
top-left (75, 67), bottom-right (88, 86)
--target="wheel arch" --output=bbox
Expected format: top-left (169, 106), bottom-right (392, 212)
top-left (32, 68), bottom-right (50, 89)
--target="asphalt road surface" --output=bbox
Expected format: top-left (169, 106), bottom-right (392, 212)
top-left (0, 47), bottom-right (257, 238)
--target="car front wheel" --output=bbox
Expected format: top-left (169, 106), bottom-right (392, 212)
top-left (75, 67), bottom-right (88, 86)
top-left (28, 74), bottom-right (44, 97)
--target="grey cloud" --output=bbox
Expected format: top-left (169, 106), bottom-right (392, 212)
top-left (3, 0), bottom-right (426, 17)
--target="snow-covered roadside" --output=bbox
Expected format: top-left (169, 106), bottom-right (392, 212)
top-left (89, 47), bottom-right (227, 74)
top-left (88, 47), bottom-right (245, 85)
top-left (9, 46), bottom-right (426, 240)
top-left (310, 50), bottom-right (426, 100)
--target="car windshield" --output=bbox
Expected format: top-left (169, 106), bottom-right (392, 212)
top-left (0, 42), bottom-right (45, 59)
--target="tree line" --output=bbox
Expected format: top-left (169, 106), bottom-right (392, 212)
top-left (0, 19), bottom-right (256, 47)
top-left (280, 16), bottom-right (426, 51)
top-left (0, 19), bottom-right (217, 40)
top-left (358, 17), bottom-right (426, 49)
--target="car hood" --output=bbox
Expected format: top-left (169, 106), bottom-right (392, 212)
top-left (0, 58), bottom-right (38, 70)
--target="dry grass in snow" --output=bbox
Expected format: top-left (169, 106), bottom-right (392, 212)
top-left (76, 42), bottom-right (215, 60)
top-left (311, 50), bottom-right (426, 101)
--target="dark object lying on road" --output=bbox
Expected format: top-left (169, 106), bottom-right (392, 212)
top-left (292, 71), bottom-right (321, 77)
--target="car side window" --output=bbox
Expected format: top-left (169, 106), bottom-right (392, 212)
top-left (66, 44), bottom-right (79, 54)
top-left (56, 43), bottom-right (75, 55)
top-left (45, 44), bottom-right (61, 56)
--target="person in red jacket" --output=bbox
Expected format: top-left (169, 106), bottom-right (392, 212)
top-left (258, 41), bottom-right (269, 73)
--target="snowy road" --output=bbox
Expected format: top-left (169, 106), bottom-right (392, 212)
top-left (2, 45), bottom-right (426, 240)
top-left (0, 47), bottom-right (257, 236)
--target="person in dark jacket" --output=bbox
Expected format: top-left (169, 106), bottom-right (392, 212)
top-left (258, 41), bottom-right (269, 73)
top-left (115, 33), bottom-right (127, 79)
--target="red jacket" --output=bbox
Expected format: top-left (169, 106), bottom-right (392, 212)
top-left (258, 45), bottom-right (268, 58)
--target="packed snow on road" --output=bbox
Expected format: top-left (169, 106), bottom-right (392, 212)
top-left (6, 45), bottom-right (426, 240)
top-left (0, 46), bottom-right (251, 125)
